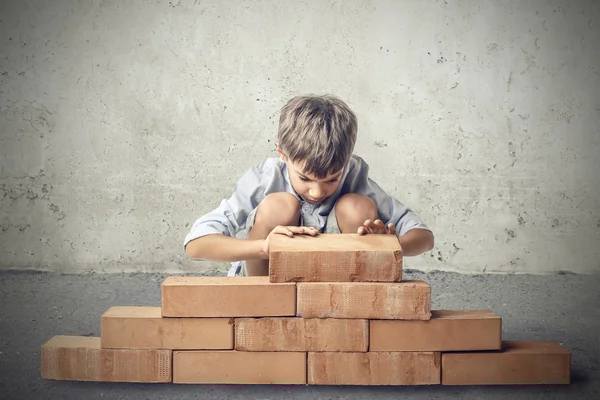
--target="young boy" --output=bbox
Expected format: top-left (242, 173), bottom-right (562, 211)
top-left (184, 94), bottom-right (434, 276)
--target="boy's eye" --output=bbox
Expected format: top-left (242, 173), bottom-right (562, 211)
top-left (299, 177), bottom-right (311, 182)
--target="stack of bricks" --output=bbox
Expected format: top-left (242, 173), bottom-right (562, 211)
top-left (41, 234), bottom-right (571, 385)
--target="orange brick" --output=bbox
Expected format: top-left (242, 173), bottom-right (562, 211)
top-left (40, 335), bottom-right (171, 382)
top-left (269, 233), bottom-right (402, 282)
top-left (308, 352), bottom-right (440, 385)
top-left (370, 310), bottom-right (501, 351)
top-left (173, 351), bottom-right (306, 384)
top-left (161, 276), bottom-right (296, 317)
top-left (297, 280), bottom-right (430, 319)
top-left (442, 341), bottom-right (570, 385)
top-left (236, 317), bottom-right (368, 351)
top-left (101, 306), bottom-right (233, 350)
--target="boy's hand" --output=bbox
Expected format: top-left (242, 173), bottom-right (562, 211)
top-left (357, 219), bottom-right (397, 235)
top-left (261, 225), bottom-right (319, 258)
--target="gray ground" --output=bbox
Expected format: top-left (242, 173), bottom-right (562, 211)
top-left (0, 270), bottom-right (598, 400)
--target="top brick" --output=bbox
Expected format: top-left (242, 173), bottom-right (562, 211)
top-left (269, 233), bottom-right (402, 283)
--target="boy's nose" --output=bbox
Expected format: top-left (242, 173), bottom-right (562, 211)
top-left (310, 187), bottom-right (324, 199)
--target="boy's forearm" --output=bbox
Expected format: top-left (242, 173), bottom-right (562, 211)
top-left (185, 234), bottom-right (265, 262)
top-left (398, 228), bottom-right (434, 256)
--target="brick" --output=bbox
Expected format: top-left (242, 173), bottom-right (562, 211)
top-left (442, 341), bottom-right (570, 385)
top-left (101, 306), bottom-right (233, 350)
top-left (173, 351), bottom-right (306, 384)
top-left (269, 233), bottom-right (402, 282)
top-left (236, 317), bottom-right (368, 351)
top-left (40, 335), bottom-right (171, 382)
top-left (370, 310), bottom-right (501, 351)
top-left (297, 280), bottom-right (430, 319)
top-left (161, 276), bottom-right (296, 317)
top-left (308, 352), bottom-right (440, 385)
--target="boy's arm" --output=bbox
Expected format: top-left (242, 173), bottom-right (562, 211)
top-left (185, 225), bottom-right (317, 261)
top-left (184, 161), bottom-right (316, 262)
top-left (183, 163), bottom-right (269, 262)
top-left (185, 234), bottom-right (265, 261)
top-left (399, 227), bottom-right (434, 256)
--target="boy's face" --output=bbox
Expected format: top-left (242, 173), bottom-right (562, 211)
top-left (277, 145), bottom-right (344, 205)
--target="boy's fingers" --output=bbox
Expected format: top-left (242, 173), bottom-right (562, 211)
top-left (374, 220), bottom-right (386, 233)
top-left (281, 226), bottom-right (319, 236)
top-left (364, 220), bottom-right (376, 231)
top-left (388, 223), bottom-right (397, 235)
top-left (273, 226), bottom-right (294, 236)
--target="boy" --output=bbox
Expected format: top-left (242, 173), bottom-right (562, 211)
top-left (184, 94), bottom-right (434, 276)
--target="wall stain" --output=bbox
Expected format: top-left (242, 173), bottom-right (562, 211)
top-left (508, 141), bottom-right (516, 157)
top-left (49, 204), bottom-right (66, 221)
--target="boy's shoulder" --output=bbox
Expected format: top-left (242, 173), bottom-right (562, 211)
top-left (235, 157), bottom-right (288, 189)
top-left (347, 153), bottom-right (367, 167)
top-left (242, 157), bottom-right (287, 183)
top-left (250, 156), bottom-right (286, 174)
top-left (345, 153), bottom-right (370, 175)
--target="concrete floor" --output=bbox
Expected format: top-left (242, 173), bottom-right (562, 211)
top-left (0, 270), bottom-right (598, 400)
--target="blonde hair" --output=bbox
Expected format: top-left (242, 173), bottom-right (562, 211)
top-left (277, 94), bottom-right (357, 179)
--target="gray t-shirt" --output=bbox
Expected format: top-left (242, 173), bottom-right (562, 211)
top-left (184, 154), bottom-right (430, 275)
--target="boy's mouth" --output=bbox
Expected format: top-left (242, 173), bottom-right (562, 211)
top-left (305, 197), bottom-right (326, 204)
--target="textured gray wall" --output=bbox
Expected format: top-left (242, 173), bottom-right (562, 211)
top-left (0, 0), bottom-right (598, 274)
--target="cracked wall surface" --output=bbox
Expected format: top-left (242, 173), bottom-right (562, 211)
top-left (0, 0), bottom-right (599, 274)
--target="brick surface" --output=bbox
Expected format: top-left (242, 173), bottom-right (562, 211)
top-left (442, 341), bottom-right (571, 385)
top-left (101, 306), bottom-right (233, 349)
top-left (40, 335), bottom-right (172, 382)
top-left (297, 280), bottom-right (431, 319)
top-left (161, 276), bottom-right (296, 317)
top-left (173, 351), bottom-right (306, 384)
top-left (308, 351), bottom-right (440, 385)
top-left (236, 317), bottom-right (368, 351)
top-left (269, 233), bottom-right (402, 282)
top-left (370, 310), bottom-right (501, 351)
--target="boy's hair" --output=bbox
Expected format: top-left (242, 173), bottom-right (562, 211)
top-left (277, 94), bottom-right (357, 179)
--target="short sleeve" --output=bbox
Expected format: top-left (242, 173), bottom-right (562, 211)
top-left (183, 163), bottom-right (269, 248)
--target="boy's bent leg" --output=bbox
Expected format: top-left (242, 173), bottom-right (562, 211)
top-left (334, 193), bottom-right (378, 233)
top-left (245, 193), bottom-right (301, 276)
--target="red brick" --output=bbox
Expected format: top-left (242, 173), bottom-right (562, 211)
top-left (40, 335), bottom-right (171, 382)
top-left (236, 317), bottom-right (368, 351)
top-left (161, 276), bottom-right (296, 317)
top-left (442, 341), bottom-right (570, 385)
top-left (269, 233), bottom-right (402, 282)
top-left (101, 306), bottom-right (233, 349)
top-left (308, 351), bottom-right (440, 385)
top-left (370, 310), bottom-right (501, 351)
top-left (173, 351), bottom-right (306, 384)
top-left (297, 280), bottom-right (430, 319)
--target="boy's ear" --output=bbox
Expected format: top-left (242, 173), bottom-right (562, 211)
top-left (275, 142), bottom-right (286, 160)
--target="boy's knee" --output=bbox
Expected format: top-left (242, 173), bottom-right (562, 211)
top-left (255, 192), bottom-right (301, 227)
top-left (335, 193), bottom-right (377, 230)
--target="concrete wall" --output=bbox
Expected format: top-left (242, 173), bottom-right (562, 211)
top-left (0, 0), bottom-right (598, 274)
